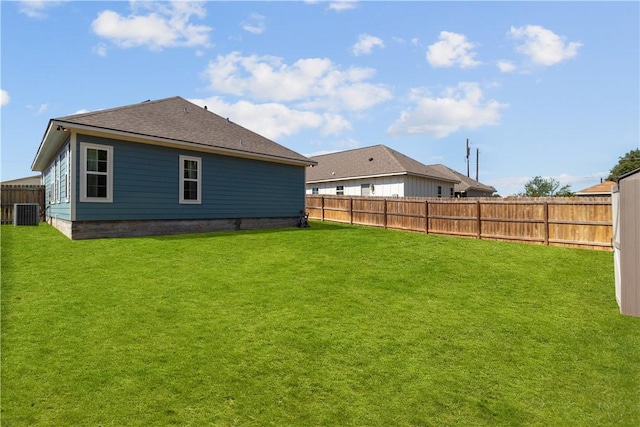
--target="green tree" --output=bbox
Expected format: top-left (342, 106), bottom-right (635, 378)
top-left (607, 149), bottom-right (640, 181)
top-left (516, 176), bottom-right (574, 197)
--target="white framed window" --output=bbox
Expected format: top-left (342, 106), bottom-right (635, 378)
top-left (311, 187), bottom-right (319, 195)
top-left (80, 142), bottom-right (113, 203)
top-left (437, 186), bottom-right (442, 198)
top-left (65, 144), bottom-right (71, 203)
top-left (336, 185), bottom-right (344, 195)
top-left (48, 165), bottom-right (55, 205)
top-left (58, 152), bottom-right (65, 203)
top-left (179, 155), bottom-right (201, 204)
top-left (52, 161), bottom-right (58, 204)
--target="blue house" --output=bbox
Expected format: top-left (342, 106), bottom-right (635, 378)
top-left (31, 96), bottom-right (315, 239)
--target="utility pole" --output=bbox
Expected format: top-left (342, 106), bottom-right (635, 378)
top-left (466, 138), bottom-right (470, 177)
top-left (476, 148), bottom-right (479, 181)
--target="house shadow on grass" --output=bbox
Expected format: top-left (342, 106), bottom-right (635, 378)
top-left (148, 221), bottom-right (347, 241)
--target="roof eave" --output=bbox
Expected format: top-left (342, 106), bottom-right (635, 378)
top-left (31, 120), bottom-right (69, 171)
top-left (307, 171), bottom-right (459, 184)
top-left (52, 122), bottom-right (316, 167)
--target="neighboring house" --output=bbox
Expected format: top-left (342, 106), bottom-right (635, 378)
top-left (429, 164), bottom-right (496, 197)
top-left (306, 145), bottom-right (458, 198)
top-left (1, 175), bottom-right (42, 186)
top-left (31, 96), bottom-right (315, 239)
top-left (575, 180), bottom-right (616, 197)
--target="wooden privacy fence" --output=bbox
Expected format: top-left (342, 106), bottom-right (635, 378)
top-left (306, 195), bottom-right (613, 251)
top-left (1, 185), bottom-right (46, 224)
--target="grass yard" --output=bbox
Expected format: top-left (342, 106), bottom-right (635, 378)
top-left (1, 222), bottom-right (639, 426)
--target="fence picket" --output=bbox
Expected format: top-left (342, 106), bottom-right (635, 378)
top-left (306, 195), bottom-right (612, 251)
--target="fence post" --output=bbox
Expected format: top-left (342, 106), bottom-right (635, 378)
top-left (543, 201), bottom-right (549, 245)
top-left (383, 198), bottom-right (387, 229)
top-left (476, 200), bottom-right (482, 240)
top-left (425, 200), bottom-right (429, 234)
top-left (349, 197), bottom-right (353, 225)
top-left (321, 196), bottom-right (325, 222)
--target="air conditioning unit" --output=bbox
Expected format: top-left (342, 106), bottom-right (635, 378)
top-left (14, 203), bottom-right (40, 226)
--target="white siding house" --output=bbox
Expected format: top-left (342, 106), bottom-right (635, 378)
top-left (306, 145), bottom-right (459, 198)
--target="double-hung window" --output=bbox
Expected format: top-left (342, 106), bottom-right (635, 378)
top-left (58, 151), bottom-right (66, 203)
top-left (65, 144), bottom-right (71, 203)
top-left (52, 161), bottom-right (58, 204)
top-left (80, 142), bottom-right (113, 203)
top-left (179, 155), bottom-right (201, 204)
top-left (336, 185), bottom-right (344, 195)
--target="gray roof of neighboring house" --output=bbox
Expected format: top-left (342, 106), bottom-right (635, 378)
top-left (429, 164), bottom-right (496, 194)
top-left (306, 145), bottom-right (458, 184)
top-left (32, 96), bottom-right (314, 171)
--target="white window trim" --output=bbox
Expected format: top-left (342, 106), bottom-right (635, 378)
top-left (56, 153), bottom-right (63, 204)
top-left (65, 143), bottom-right (71, 203)
top-left (179, 155), bottom-right (202, 204)
top-left (80, 142), bottom-right (113, 203)
top-left (52, 161), bottom-right (58, 204)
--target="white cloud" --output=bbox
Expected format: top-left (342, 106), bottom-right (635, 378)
top-left (242, 13), bottom-right (266, 34)
top-left (305, 138), bottom-right (361, 157)
top-left (93, 43), bottom-right (108, 57)
top-left (509, 25), bottom-right (582, 67)
top-left (1, 90), bottom-right (10, 107)
top-left (201, 52), bottom-right (392, 112)
top-left (352, 34), bottom-right (384, 56)
top-left (189, 96), bottom-right (350, 140)
top-left (497, 60), bottom-right (516, 73)
top-left (387, 82), bottom-right (507, 138)
top-left (91, 1), bottom-right (212, 51)
top-left (18, 0), bottom-right (65, 19)
top-left (427, 31), bottom-right (480, 68)
top-left (26, 103), bottom-right (49, 114)
top-left (329, 0), bottom-right (358, 12)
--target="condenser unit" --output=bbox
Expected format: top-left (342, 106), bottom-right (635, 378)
top-left (13, 203), bottom-right (40, 226)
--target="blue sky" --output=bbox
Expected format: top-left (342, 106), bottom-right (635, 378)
top-left (2, 0), bottom-right (638, 195)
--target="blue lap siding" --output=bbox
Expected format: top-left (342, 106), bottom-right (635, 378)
top-left (75, 134), bottom-right (306, 221)
top-left (44, 139), bottom-right (72, 221)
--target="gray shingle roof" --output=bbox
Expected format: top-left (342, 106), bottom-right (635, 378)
top-left (429, 164), bottom-right (496, 194)
top-left (306, 145), bottom-right (458, 183)
top-left (42, 96), bottom-right (312, 166)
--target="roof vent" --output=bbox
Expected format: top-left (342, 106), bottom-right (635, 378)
top-left (226, 117), bottom-right (231, 123)
top-left (183, 107), bottom-right (189, 113)
top-left (204, 105), bottom-right (208, 110)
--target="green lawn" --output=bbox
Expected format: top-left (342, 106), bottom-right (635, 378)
top-left (1, 222), bottom-right (638, 426)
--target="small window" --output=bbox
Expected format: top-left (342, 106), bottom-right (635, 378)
top-left (48, 165), bottom-right (55, 205)
top-left (180, 155), bottom-right (202, 204)
top-left (65, 144), bottom-right (71, 202)
top-left (80, 142), bottom-right (113, 203)
top-left (58, 151), bottom-right (66, 203)
top-left (336, 185), bottom-right (344, 195)
top-left (437, 186), bottom-right (442, 198)
top-left (450, 187), bottom-right (454, 198)
top-left (53, 160), bottom-right (58, 204)
top-left (312, 187), bottom-right (319, 195)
